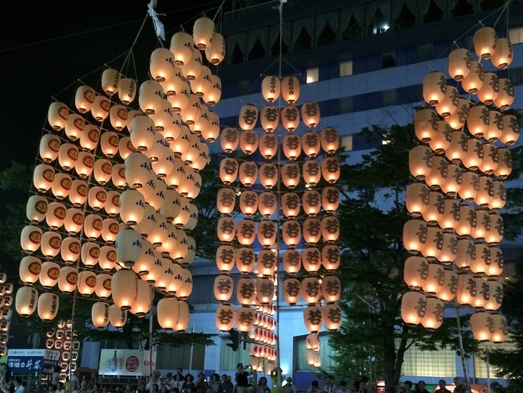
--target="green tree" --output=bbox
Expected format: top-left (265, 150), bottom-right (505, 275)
top-left (329, 125), bottom-right (479, 393)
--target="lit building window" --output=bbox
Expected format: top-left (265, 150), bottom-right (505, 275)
top-left (381, 89), bottom-right (397, 107)
top-left (341, 135), bottom-right (353, 151)
top-left (401, 343), bottom-right (455, 377)
top-left (306, 67), bottom-right (319, 83)
top-left (340, 60), bottom-right (353, 77)
top-left (474, 338), bottom-right (516, 378)
top-left (509, 27), bottom-right (523, 44)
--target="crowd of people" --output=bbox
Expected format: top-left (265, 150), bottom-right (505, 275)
top-left (401, 377), bottom-right (468, 393)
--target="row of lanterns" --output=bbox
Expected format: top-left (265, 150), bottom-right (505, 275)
top-left (0, 276), bottom-right (13, 357)
top-left (44, 320), bottom-right (81, 382)
top-left (17, 17), bottom-right (228, 329)
top-left (401, 26), bottom-right (515, 342)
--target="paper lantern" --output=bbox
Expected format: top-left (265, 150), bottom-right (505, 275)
top-left (41, 231), bottom-right (62, 258)
top-left (490, 38), bottom-right (513, 69)
top-left (486, 111), bottom-right (504, 144)
top-left (91, 95), bottom-right (111, 122)
top-left (115, 228), bottom-right (143, 267)
top-left (20, 225), bottom-right (42, 253)
top-left (262, 76), bottom-right (280, 103)
top-left (281, 106), bottom-right (300, 131)
top-left (92, 302), bottom-right (110, 328)
top-left (282, 163), bottom-right (300, 189)
top-left (403, 220), bottom-right (427, 254)
top-left (119, 189), bottom-right (145, 226)
top-left (240, 191), bottom-right (258, 216)
top-left (172, 199), bottom-right (190, 229)
top-left (256, 278), bottom-right (275, 304)
top-left (175, 301), bottom-right (190, 332)
top-left (216, 245), bottom-right (235, 272)
top-left (454, 237), bottom-right (475, 268)
top-left (60, 237), bottom-right (81, 265)
top-left (485, 280), bottom-right (503, 311)
top-left (494, 148), bottom-right (512, 179)
top-left (239, 130), bottom-right (258, 155)
top-left (420, 227), bottom-right (443, 260)
top-left (150, 48), bottom-right (175, 81)
top-left (239, 162), bottom-right (258, 187)
top-left (409, 146), bottom-right (433, 180)
top-left (303, 305), bottom-right (323, 333)
top-left (303, 160), bottom-right (321, 186)
top-left (302, 132), bottom-right (321, 158)
top-left (321, 216), bottom-right (339, 243)
top-left (178, 268), bottom-right (193, 299)
top-left (435, 86), bottom-right (459, 118)
top-left (414, 109), bottom-right (438, 142)
top-left (130, 116), bottom-right (156, 152)
top-left (19, 256), bottom-right (42, 285)
top-left (167, 81), bottom-right (190, 113)
top-left (94, 273), bottom-right (112, 299)
top-left (405, 183), bottom-right (430, 218)
top-left (260, 107), bottom-right (279, 133)
top-left (473, 278), bottom-right (490, 309)
top-left (438, 199), bottom-right (460, 233)
top-left (421, 298), bottom-right (444, 331)
top-left (477, 73), bottom-right (498, 105)
top-left (423, 72), bottom-right (446, 105)
top-left (494, 78), bottom-right (515, 110)
top-left (237, 277), bottom-right (256, 305)
top-left (216, 188), bottom-right (235, 215)
top-left (214, 275), bottom-right (233, 303)
top-left (500, 114), bottom-right (519, 146)
top-left (486, 213), bottom-right (504, 246)
top-left (15, 287), bottom-right (39, 317)
top-left (447, 48), bottom-right (471, 81)
top-left (74, 85), bottom-right (95, 114)
top-left (421, 263), bottom-right (445, 295)
top-left (476, 177), bottom-right (494, 209)
top-left (108, 106), bottom-right (128, 132)
top-left (461, 60), bottom-right (484, 94)
top-left (467, 105), bottom-right (490, 139)
top-left (302, 247), bottom-right (321, 272)
top-left (301, 277), bottom-right (321, 304)
top-left (39, 134), bottom-right (61, 163)
top-left (170, 31), bottom-right (193, 65)
top-left (282, 135), bottom-right (301, 161)
top-left (205, 32), bottom-right (225, 65)
top-left (401, 291), bottom-right (426, 326)
top-left (404, 256), bottom-right (429, 288)
top-left (157, 298), bottom-right (178, 330)
top-left (38, 293), bottom-right (60, 321)
top-left (83, 214), bottom-right (103, 240)
top-left (491, 314), bottom-right (508, 343)
top-left (470, 311), bottom-right (493, 342)
top-left (193, 16), bottom-right (214, 49)
top-left (282, 278), bottom-right (301, 305)
top-left (282, 221), bottom-right (301, 248)
top-left (217, 217), bottom-right (236, 243)
top-left (257, 249), bottom-right (277, 276)
top-left (79, 124), bottom-right (101, 151)
top-left (480, 143), bottom-right (499, 175)
top-left (281, 193), bottom-right (300, 218)
top-left (101, 68), bottom-right (120, 96)
top-left (57, 266), bottom-right (77, 294)
top-left (111, 269), bottom-right (137, 311)
top-left (190, 65), bottom-right (212, 98)
top-left (48, 102), bottom-right (69, 130)
top-left (259, 163), bottom-right (278, 189)
top-left (301, 101), bottom-right (320, 128)
top-left (258, 192), bottom-right (277, 217)
top-left (456, 273), bottom-right (476, 306)
top-left (321, 157), bottom-right (340, 184)
top-left (138, 80), bottom-right (164, 115)
top-left (281, 76), bottom-right (300, 104)
top-left (130, 280), bottom-right (152, 317)
top-left (487, 248), bottom-right (503, 277)
top-left (215, 304), bottom-right (236, 332)
top-left (58, 143), bottom-right (78, 171)
top-left (258, 221), bottom-right (276, 248)
top-left (181, 49), bottom-right (203, 81)
top-left (436, 268), bottom-right (458, 302)
top-left (236, 306), bottom-right (255, 332)
top-left (425, 156), bottom-right (448, 190)
top-left (220, 158), bottom-right (238, 185)
top-left (445, 98), bottom-right (470, 130)
top-left (306, 333), bottom-right (321, 351)
top-left (238, 219), bottom-right (256, 246)
top-left (321, 275), bottom-right (341, 303)
top-left (322, 245), bottom-right (340, 271)
top-left (474, 27), bottom-right (497, 59)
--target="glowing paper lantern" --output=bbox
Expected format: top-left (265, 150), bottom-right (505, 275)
top-left (401, 291), bottom-right (426, 326)
top-left (15, 287), bottom-right (39, 317)
top-left (262, 76), bottom-right (280, 103)
top-left (92, 302), bottom-right (110, 328)
top-left (281, 76), bottom-right (300, 104)
top-left (477, 73), bottom-right (498, 105)
top-left (301, 102), bottom-right (320, 128)
top-left (474, 27), bottom-right (497, 59)
top-left (490, 38), bottom-right (513, 69)
top-left (435, 86), bottom-right (459, 118)
top-left (421, 298), bottom-right (444, 331)
top-left (447, 48), bottom-right (471, 81)
top-left (157, 298), bottom-right (179, 330)
top-left (37, 293), bottom-right (59, 322)
top-left (303, 305), bottom-right (323, 333)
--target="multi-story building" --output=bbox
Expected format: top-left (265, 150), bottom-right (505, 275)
top-left (80, 0), bottom-right (523, 388)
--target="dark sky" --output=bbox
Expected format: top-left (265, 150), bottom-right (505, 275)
top-left (1, 0), bottom-right (226, 168)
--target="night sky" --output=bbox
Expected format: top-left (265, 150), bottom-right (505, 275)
top-left (1, 0), bottom-right (226, 168)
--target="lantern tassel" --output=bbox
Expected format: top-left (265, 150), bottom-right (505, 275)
top-left (147, 0), bottom-right (166, 41)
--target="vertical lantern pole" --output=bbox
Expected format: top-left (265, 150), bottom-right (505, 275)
top-left (149, 291), bottom-right (155, 381)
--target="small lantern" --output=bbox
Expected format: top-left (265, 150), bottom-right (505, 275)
top-left (456, 273), bottom-right (476, 306)
top-left (281, 106), bottom-right (300, 131)
top-left (75, 85), bottom-right (95, 113)
top-left (240, 191), bottom-right (258, 216)
top-left (176, 301), bottom-right (190, 332)
top-left (130, 116), bottom-right (156, 152)
top-left (490, 38), bottom-right (513, 69)
top-left (303, 305), bottom-right (323, 333)
top-left (20, 225), bottom-right (42, 254)
top-left (494, 78), bottom-right (515, 110)
top-left (256, 278), bottom-right (275, 304)
top-left (445, 98), bottom-right (470, 130)
top-left (422, 72), bottom-right (447, 105)
top-left (215, 304), bottom-right (235, 332)
top-left (401, 291), bottom-right (427, 326)
top-left (220, 127), bottom-right (239, 153)
top-left (170, 31), bottom-right (193, 66)
top-left (303, 218), bottom-right (322, 245)
top-left (239, 131), bottom-right (259, 155)
top-left (216, 245), bottom-right (235, 272)
top-left (38, 293), bottom-right (60, 322)
top-left (282, 192), bottom-right (301, 218)
top-left (409, 146), bottom-right (433, 180)
top-left (150, 48), bottom-right (175, 81)
top-left (220, 158), bottom-right (238, 185)
top-left (238, 219), bottom-right (256, 246)
top-left (447, 48), bottom-right (471, 81)
top-left (19, 256), bottom-right (42, 285)
top-left (437, 199), bottom-right (460, 233)
top-left (58, 143), bottom-right (79, 171)
top-left (217, 217), bottom-right (236, 243)
top-left (458, 172), bottom-right (479, 202)
top-left (80, 125), bottom-right (101, 151)
top-left (494, 148), bottom-right (512, 179)
top-left (425, 156), bottom-right (448, 190)
top-left (321, 275), bottom-right (341, 303)
top-left (303, 160), bottom-right (321, 186)
top-left (111, 269), bottom-right (137, 311)
top-left (262, 76), bottom-right (280, 103)
top-left (282, 249), bottom-right (301, 274)
top-left (92, 302), bottom-right (110, 328)
top-left (15, 286), bottom-right (39, 317)
top-left (119, 189), bottom-right (145, 226)
top-left (403, 220), bottom-right (427, 254)
top-left (322, 245), bottom-right (340, 271)
top-left (236, 306), bottom-right (255, 332)
top-left (302, 247), bottom-right (322, 273)
top-left (260, 106), bottom-right (279, 133)
top-left (41, 231), bottom-right (62, 259)
top-left (130, 279), bottom-right (152, 317)
top-left (91, 95), bottom-right (111, 122)
top-left (461, 61), bottom-right (484, 94)
top-left (491, 314), bottom-right (507, 343)
top-left (239, 162), bottom-right (258, 187)
top-left (115, 228), bottom-right (143, 267)
top-left (157, 298), bottom-right (178, 330)
top-left (421, 263), bottom-right (445, 295)
top-left (500, 114), bottom-right (519, 146)
top-left (193, 16), bottom-right (214, 49)
top-left (435, 86), bottom-right (459, 118)
top-left (301, 190), bottom-right (320, 217)
top-left (259, 163), bottom-right (278, 189)
top-left (282, 220), bottom-right (301, 248)
top-left (455, 238), bottom-right (475, 268)
top-left (467, 105), bottom-right (490, 139)
top-left (321, 157), bottom-right (340, 184)
top-left (436, 268), bottom-right (458, 302)
top-left (283, 135), bottom-right (301, 160)
top-left (214, 274), bottom-right (234, 303)
top-left (302, 132), bottom-right (321, 157)
top-left (283, 278), bottom-right (301, 305)
top-left (406, 183), bottom-right (430, 218)
top-left (474, 27), bottom-right (497, 59)
top-left (258, 192), bottom-right (277, 217)
top-left (205, 32), bottom-right (225, 65)
top-left (281, 76), bottom-right (300, 104)
top-left (485, 280), bottom-right (503, 311)
top-left (258, 220), bottom-right (276, 248)
top-left (84, 214), bottom-right (103, 240)
top-left (321, 216), bottom-right (339, 243)
top-left (60, 237), bottom-right (81, 264)
top-left (101, 68), bottom-right (120, 96)
top-left (109, 105), bottom-right (128, 131)
top-left (48, 102), bottom-right (69, 131)
top-left (180, 49), bottom-right (203, 81)
top-left (301, 277), bottom-right (321, 304)
top-left (94, 274), bottom-right (112, 299)
top-left (301, 102), bottom-right (320, 128)
top-left (282, 163), bottom-right (300, 189)
top-left (39, 134), bottom-right (61, 163)
top-left (480, 143), bottom-right (499, 175)
top-left (470, 312), bottom-right (493, 342)
top-left (45, 201), bottom-right (66, 230)
top-left (404, 256), bottom-right (429, 289)
top-left (237, 277), bottom-right (256, 305)
top-left (487, 248), bottom-right (503, 277)
top-left (462, 139), bottom-right (483, 171)
top-left (217, 188), bottom-right (236, 214)
top-left (414, 109), bottom-right (439, 142)
top-left (421, 298), bottom-right (444, 331)
top-left (477, 73), bottom-right (498, 105)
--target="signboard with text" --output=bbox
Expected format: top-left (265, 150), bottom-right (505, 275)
top-left (7, 349), bottom-right (61, 374)
top-left (98, 349), bottom-right (156, 376)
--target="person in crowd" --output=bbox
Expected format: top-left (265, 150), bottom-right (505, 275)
top-left (152, 384), bottom-right (160, 393)
top-left (91, 384), bottom-right (102, 393)
top-left (101, 386), bottom-right (109, 393)
top-left (51, 366), bottom-right (61, 391)
top-left (307, 381), bottom-right (322, 393)
top-left (219, 374), bottom-right (233, 393)
top-left (282, 377), bottom-right (296, 393)
top-left (147, 372), bottom-right (163, 392)
top-left (71, 372), bottom-right (80, 392)
top-left (174, 375), bottom-right (185, 392)
top-left (263, 389), bottom-right (270, 393)
top-left (336, 381), bottom-right (349, 393)
top-left (235, 364), bottom-right (250, 393)
top-left (77, 381), bottom-right (89, 393)
top-left (171, 389), bottom-right (180, 393)
top-left (161, 387), bottom-right (170, 393)
top-left (124, 384), bottom-right (134, 393)
top-left (453, 378), bottom-right (467, 393)
top-left (434, 380), bottom-right (451, 393)
top-left (402, 382), bottom-right (413, 393)
top-left (194, 374), bottom-right (208, 393)
top-left (115, 386), bottom-right (123, 393)
top-left (323, 376), bottom-right (336, 393)
top-left (183, 374), bottom-right (195, 393)
top-left (257, 378), bottom-right (268, 393)
top-left (136, 384), bottom-right (147, 393)
top-left (352, 380), bottom-right (367, 393)
top-left (414, 381), bottom-right (429, 393)
top-left (164, 373), bottom-right (175, 391)
top-left (87, 373), bottom-right (98, 392)
top-left (56, 382), bottom-right (66, 393)
top-left (209, 374), bottom-right (221, 393)
top-left (176, 369), bottom-right (185, 382)
top-left (13, 378), bottom-right (24, 393)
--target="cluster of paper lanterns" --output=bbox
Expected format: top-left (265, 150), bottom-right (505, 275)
top-left (16, 16), bottom-right (223, 332)
top-left (0, 277), bottom-right (13, 357)
top-left (215, 76), bottom-right (343, 369)
top-left (43, 319), bottom-right (81, 381)
top-left (402, 26), bottom-right (515, 340)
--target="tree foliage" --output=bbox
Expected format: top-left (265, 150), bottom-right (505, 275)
top-left (329, 124), bottom-right (478, 393)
